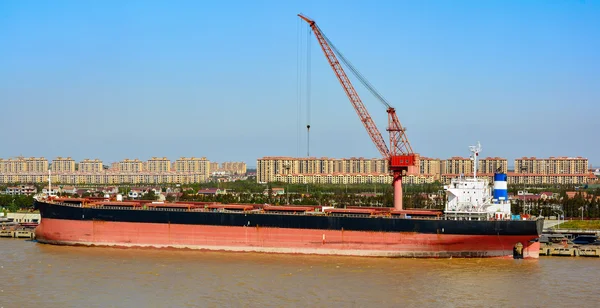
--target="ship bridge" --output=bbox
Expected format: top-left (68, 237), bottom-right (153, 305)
top-left (443, 143), bottom-right (512, 221)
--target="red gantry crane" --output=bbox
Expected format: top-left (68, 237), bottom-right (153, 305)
top-left (298, 14), bottom-right (416, 211)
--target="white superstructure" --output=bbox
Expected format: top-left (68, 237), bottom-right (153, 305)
top-left (444, 142), bottom-right (512, 220)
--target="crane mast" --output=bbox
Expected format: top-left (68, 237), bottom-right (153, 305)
top-left (298, 14), bottom-right (416, 211)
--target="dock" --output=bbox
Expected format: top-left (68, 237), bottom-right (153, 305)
top-left (540, 244), bottom-right (600, 258)
top-left (0, 229), bottom-right (35, 239)
top-left (539, 221), bottom-right (600, 258)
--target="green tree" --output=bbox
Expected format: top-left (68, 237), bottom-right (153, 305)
top-left (141, 190), bottom-right (157, 201)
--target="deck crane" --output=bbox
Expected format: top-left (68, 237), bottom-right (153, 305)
top-left (298, 14), bottom-right (417, 211)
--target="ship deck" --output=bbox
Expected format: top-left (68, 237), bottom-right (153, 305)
top-left (46, 201), bottom-right (454, 220)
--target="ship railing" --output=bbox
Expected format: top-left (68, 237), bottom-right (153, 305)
top-left (53, 202), bottom-right (83, 208)
top-left (384, 215), bottom-right (442, 220)
top-left (328, 213), bottom-right (371, 218)
top-left (52, 202), bottom-right (444, 220)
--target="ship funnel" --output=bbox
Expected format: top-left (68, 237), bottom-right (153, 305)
top-left (493, 173), bottom-right (508, 202)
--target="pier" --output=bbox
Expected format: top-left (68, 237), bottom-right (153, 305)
top-left (540, 219), bottom-right (600, 258)
top-left (539, 243), bottom-right (600, 258)
top-left (0, 229), bottom-right (35, 239)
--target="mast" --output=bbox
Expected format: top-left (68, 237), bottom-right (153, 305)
top-left (469, 142), bottom-right (482, 179)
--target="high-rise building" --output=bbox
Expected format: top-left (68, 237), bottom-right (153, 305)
top-left (209, 162), bottom-right (219, 173)
top-left (515, 157), bottom-right (588, 174)
top-left (420, 157), bottom-right (441, 179)
top-left (478, 157), bottom-right (508, 174)
top-left (257, 157), bottom-right (389, 184)
top-left (147, 157), bottom-right (171, 173)
top-left (0, 157), bottom-right (27, 173)
top-left (26, 157), bottom-right (49, 172)
top-left (175, 157), bottom-right (209, 175)
top-left (442, 157), bottom-right (473, 175)
top-left (51, 157), bottom-right (76, 173)
top-left (221, 162), bottom-right (247, 175)
top-left (118, 159), bottom-right (144, 173)
top-left (79, 159), bottom-right (103, 173)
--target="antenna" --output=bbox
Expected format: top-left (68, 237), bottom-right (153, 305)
top-left (469, 142), bottom-right (482, 179)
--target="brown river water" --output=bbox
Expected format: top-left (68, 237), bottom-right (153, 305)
top-left (1, 239), bottom-right (599, 308)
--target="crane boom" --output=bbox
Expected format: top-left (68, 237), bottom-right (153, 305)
top-left (299, 14), bottom-right (416, 211)
top-left (298, 14), bottom-right (389, 158)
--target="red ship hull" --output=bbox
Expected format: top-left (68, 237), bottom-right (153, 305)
top-left (35, 218), bottom-right (540, 258)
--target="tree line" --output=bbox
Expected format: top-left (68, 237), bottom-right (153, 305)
top-left (0, 194), bottom-right (35, 212)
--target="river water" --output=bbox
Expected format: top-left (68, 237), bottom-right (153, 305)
top-left (1, 239), bottom-right (599, 308)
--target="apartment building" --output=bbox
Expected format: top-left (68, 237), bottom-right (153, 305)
top-left (478, 157), bottom-right (508, 174)
top-left (0, 156), bottom-right (215, 185)
top-left (0, 157), bottom-right (49, 173)
top-left (4, 185), bottom-right (37, 195)
top-left (26, 157), bottom-right (49, 172)
top-left (420, 157), bottom-right (441, 179)
top-left (174, 157), bottom-right (209, 175)
top-left (221, 162), bottom-right (247, 175)
top-left (1, 157), bottom-right (27, 173)
top-left (147, 157), bottom-right (171, 173)
top-left (439, 157), bottom-right (507, 176)
top-left (258, 155), bottom-right (594, 186)
top-left (0, 172), bottom-right (209, 185)
top-left (50, 157), bottom-right (76, 173)
top-left (208, 162), bottom-right (219, 173)
top-left (515, 157), bottom-right (589, 174)
top-left (257, 157), bottom-right (390, 184)
top-left (507, 173), bottom-right (595, 185)
top-left (79, 159), bottom-right (103, 173)
top-left (118, 159), bottom-right (144, 172)
top-left (442, 157), bottom-right (473, 175)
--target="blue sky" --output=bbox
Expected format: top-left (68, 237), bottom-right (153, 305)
top-left (1, 0), bottom-right (599, 168)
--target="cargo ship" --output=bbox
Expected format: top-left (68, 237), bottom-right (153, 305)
top-left (33, 144), bottom-right (543, 258)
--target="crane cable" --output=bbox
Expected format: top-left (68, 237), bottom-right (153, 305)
top-left (306, 26), bottom-right (312, 157)
top-left (296, 18), bottom-right (302, 157)
top-left (316, 25), bottom-right (392, 110)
